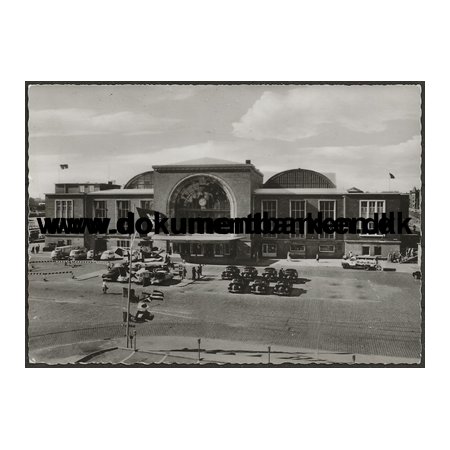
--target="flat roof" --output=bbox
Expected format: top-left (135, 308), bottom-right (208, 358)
top-left (87, 189), bottom-right (154, 196)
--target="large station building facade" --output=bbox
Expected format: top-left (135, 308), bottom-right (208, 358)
top-left (44, 157), bottom-right (413, 262)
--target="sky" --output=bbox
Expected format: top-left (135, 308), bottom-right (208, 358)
top-left (27, 84), bottom-right (422, 198)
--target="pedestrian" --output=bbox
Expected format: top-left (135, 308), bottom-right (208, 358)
top-left (316, 253), bottom-right (320, 263)
top-left (178, 265), bottom-right (183, 279)
top-left (31, 246), bottom-right (35, 254)
top-left (197, 264), bottom-right (202, 278)
top-left (183, 266), bottom-right (187, 279)
top-left (349, 251), bottom-right (353, 258)
top-left (278, 268), bottom-right (284, 279)
top-left (102, 280), bottom-right (109, 294)
top-left (36, 245), bottom-right (40, 254)
top-left (192, 266), bottom-right (197, 280)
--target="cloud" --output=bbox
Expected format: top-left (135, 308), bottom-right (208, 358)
top-left (232, 85), bottom-right (421, 144)
top-left (29, 108), bottom-right (181, 138)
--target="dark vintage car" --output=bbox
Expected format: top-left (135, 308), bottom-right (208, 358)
top-left (42, 242), bottom-right (57, 252)
top-left (281, 268), bottom-right (299, 282)
top-left (221, 265), bottom-right (240, 280)
top-left (228, 278), bottom-right (247, 294)
top-left (102, 266), bottom-right (127, 282)
top-left (249, 278), bottom-right (270, 295)
top-left (273, 280), bottom-right (293, 296)
top-left (241, 266), bottom-right (258, 281)
top-left (261, 267), bottom-right (278, 282)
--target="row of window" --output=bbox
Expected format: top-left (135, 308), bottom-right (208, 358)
top-left (261, 199), bottom-right (386, 238)
top-left (54, 200), bottom-right (154, 219)
top-left (261, 243), bottom-right (336, 257)
top-left (172, 242), bottom-right (231, 257)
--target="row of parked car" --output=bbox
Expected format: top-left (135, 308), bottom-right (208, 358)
top-left (49, 244), bottom-right (164, 262)
top-left (221, 266), bottom-right (299, 282)
top-left (221, 266), bottom-right (299, 296)
top-left (102, 262), bottom-right (173, 285)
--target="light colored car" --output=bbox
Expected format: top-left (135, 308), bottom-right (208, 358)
top-left (100, 250), bottom-right (118, 261)
top-left (69, 249), bottom-right (87, 260)
top-left (341, 257), bottom-right (382, 271)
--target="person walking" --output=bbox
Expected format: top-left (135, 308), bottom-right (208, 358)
top-left (178, 265), bottom-right (184, 279)
top-left (192, 266), bottom-right (197, 280)
top-left (31, 246), bottom-right (35, 254)
top-left (197, 264), bottom-right (202, 278)
top-left (36, 244), bottom-right (40, 254)
top-left (102, 280), bottom-right (109, 294)
top-left (278, 268), bottom-right (284, 279)
top-left (183, 266), bottom-right (187, 279)
top-left (316, 253), bottom-right (320, 263)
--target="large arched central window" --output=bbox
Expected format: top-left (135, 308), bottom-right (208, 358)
top-left (169, 175), bottom-right (231, 219)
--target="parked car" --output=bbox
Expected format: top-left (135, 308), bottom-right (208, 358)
top-left (100, 250), bottom-right (119, 261)
top-left (262, 267), bottom-right (278, 282)
top-left (69, 249), bottom-right (87, 260)
top-left (102, 266), bottom-right (127, 282)
top-left (43, 243), bottom-right (57, 252)
top-left (150, 269), bottom-right (174, 285)
top-left (146, 252), bottom-right (164, 262)
top-left (341, 257), bottom-right (382, 271)
top-left (282, 268), bottom-right (299, 282)
top-left (51, 245), bottom-right (75, 260)
top-left (241, 266), bottom-right (258, 281)
top-left (249, 278), bottom-right (270, 295)
top-left (273, 280), bottom-right (293, 296)
top-left (221, 265), bottom-right (240, 280)
top-left (228, 278), bottom-right (247, 294)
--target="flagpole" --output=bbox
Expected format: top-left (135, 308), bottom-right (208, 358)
top-left (126, 236), bottom-right (132, 348)
top-left (126, 212), bottom-right (136, 348)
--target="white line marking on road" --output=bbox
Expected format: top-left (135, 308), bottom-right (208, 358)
top-left (157, 353), bottom-right (169, 363)
top-left (154, 311), bottom-right (195, 320)
top-left (119, 351), bottom-right (136, 364)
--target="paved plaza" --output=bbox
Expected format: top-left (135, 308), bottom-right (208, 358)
top-left (27, 254), bottom-right (422, 364)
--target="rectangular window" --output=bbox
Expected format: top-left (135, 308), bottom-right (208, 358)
top-left (374, 246), bottom-right (382, 256)
top-left (117, 240), bottom-right (130, 248)
top-left (214, 243), bottom-right (230, 256)
top-left (290, 243), bottom-right (306, 252)
top-left (262, 243), bottom-right (277, 257)
top-left (261, 200), bottom-right (277, 238)
top-left (93, 201), bottom-right (107, 218)
top-left (55, 200), bottom-right (73, 219)
top-left (172, 243), bottom-right (181, 254)
top-left (319, 245), bottom-right (335, 253)
top-left (319, 200), bottom-right (336, 239)
top-left (360, 200), bottom-right (385, 231)
top-left (191, 243), bottom-right (203, 256)
top-left (290, 200), bottom-right (306, 237)
top-left (116, 200), bottom-right (130, 220)
top-left (140, 200), bottom-right (154, 210)
top-left (361, 246), bottom-right (370, 256)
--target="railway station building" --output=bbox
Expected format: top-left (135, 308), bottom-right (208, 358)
top-left (44, 157), bottom-right (414, 262)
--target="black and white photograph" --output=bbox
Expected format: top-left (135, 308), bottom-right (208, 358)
top-left (26, 82), bottom-right (424, 366)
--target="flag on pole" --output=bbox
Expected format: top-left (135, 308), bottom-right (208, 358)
top-left (389, 173), bottom-right (395, 179)
top-left (60, 164), bottom-right (69, 169)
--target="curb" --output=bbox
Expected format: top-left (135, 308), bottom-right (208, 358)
top-left (29, 270), bottom-right (74, 275)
